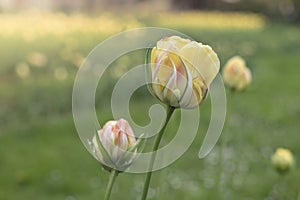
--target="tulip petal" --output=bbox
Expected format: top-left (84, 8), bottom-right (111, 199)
top-left (94, 132), bottom-right (115, 167)
top-left (161, 57), bottom-right (180, 106)
top-left (180, 43), bottom-right (220, 86)
top-left (165, 56), bottom-right (178, 90)
top-left (91, 135), bottom-right (103, 162)
top-left (179, 41), bottom-right (202, 77)
top-left (119, 131), bottom-right (129, 150)
top-left (187, 77), bottom-right (206, 108)
top-left (124, 121), bottom-right (137, 146)
top-left (178, 57), bottom-right (193, 107)
top-left (157, 36), bottom-right (191, 50)
top-left (154, 56), bottom-right (169, 83)
top-left (146, 48), bottom-right (156, 97)
top-left (101, 125), bottom-right (113, 155)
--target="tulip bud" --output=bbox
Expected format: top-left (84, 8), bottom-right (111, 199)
top-left (148, 36), bottom-right (220, 109)
top-left (91, 119), bottom-right (138, 172)
top-left (222, 56), bottom-right (252, 91)
top-left (271, 148), bottom-right (295, 174)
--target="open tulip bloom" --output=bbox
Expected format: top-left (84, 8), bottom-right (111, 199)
top-left (147, 36), bottom-right (220, 109)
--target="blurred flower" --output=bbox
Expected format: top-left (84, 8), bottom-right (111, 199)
top-left (15, 62), bottom-right (30, 78)
top-left (222, 56), bottom-right (252, 91)
top-left (0, 12), bottom-right (143, 40)
top-left (271, 148), bottom-right (295, 174)
top-left (149, 36), bottom-right (220, 108)
top-left (92, 119), bottom-right (138, 171)
top-left (27, 52), bottom-right (48, 67)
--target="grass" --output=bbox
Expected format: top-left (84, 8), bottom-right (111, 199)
top-left (0, 11), bottom-right (300, 200)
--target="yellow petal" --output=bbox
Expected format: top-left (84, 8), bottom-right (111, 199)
top-left (157, 36), bottom-right (191, 50)
top-left (180, 43), bottom-right (220, 86)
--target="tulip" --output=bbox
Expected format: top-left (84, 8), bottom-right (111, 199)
top-left (222, 56), bottom-right (252, 91)
top-left (148, 36), bottom-right (220, 109)
top-left (91, 119), bottom-right (138, 171)
top-left (27, 52), bottom-right (48, 67)
top-left (271, 148), bottom-right (295, 174)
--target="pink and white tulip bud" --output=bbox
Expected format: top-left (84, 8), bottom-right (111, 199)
top-left (271, 148), bottom-right (295, 174)
top-left (91, 119), bottom-right (138, 171)
top-left (149, 36), bottom-right (220, 109)
top-left (222, 56), bottom-right (252, 91)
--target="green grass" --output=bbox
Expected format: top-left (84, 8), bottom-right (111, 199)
top-left (1, 14), bottom-right (300, 200)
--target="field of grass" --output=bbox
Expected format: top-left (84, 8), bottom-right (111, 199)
top-left (0, 11), bottom-right (300, 200)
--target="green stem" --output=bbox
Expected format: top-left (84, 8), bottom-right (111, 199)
top-left (141, 106), bottom-right (175, 200)
top-left (104, 169), bottom-right (118, 200)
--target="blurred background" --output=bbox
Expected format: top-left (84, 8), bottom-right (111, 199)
top-left (0, 0), bottom-right (300, 199)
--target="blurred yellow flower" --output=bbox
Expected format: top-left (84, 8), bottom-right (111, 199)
top-left (149, 36), bottom-right (220, 108)
top-left (27, 52), bottom-right (48, 67)
top-left (222, 56), bottom-right (252, 91)
top-left (271, 148), bottom-right (295, 174)
top-left (15, 62), bottom-right (30, 78)
top-left (0, 12), bottom-right (143, 40)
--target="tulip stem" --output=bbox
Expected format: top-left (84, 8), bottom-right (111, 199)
top-left (141, 106), bottom-right (175, 200)
top-left (104, 169), bottom-right (118, 200)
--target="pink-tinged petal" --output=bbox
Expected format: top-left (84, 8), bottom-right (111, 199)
top-left (115, 120), bottom-right (121, 129)
top-left (175, 71), bottom-right (187, 98)
top-left (126, 124), bottom-right (137, 145)
top-left (118, 132), bottom-right (129, 150)
top-left (100, 126), bottom-right (112, 154)
top-left (124, 120), bottom-right (134, 138)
